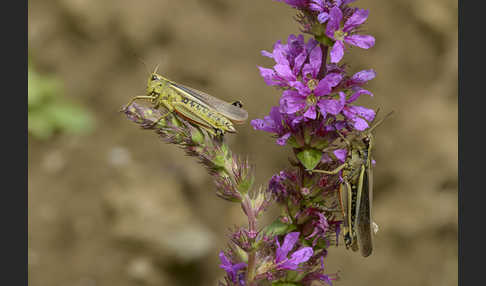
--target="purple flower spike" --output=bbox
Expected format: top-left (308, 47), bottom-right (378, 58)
top-left (219, 252), bottom-right (247, 284)
top-left (326, 6), bottom-right (375, 63)
top-left (275, 232), bottom-right (314, 270)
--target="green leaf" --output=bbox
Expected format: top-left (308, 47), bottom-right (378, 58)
top-left (296, 148), bottom-right (323, 171)
top-left (45, 101), bottom-right (95, 135)
top-left (286, 136), bottom-right (300, 148)
top-left (263, 219), bottom-right (296, 236)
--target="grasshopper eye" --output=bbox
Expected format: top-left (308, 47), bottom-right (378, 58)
top-left (151, 75), bottom-right (158, 81)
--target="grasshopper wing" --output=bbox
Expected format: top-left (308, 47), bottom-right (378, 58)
top-left (356, 162), bottom-right (373, 257)
top-left (170, 83), bottom-right (248, 123)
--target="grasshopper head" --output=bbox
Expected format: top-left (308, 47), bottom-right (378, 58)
top-left (146, 72), bottom-right (165, 96)
top-left (362, 134), bottom-right (374, 149)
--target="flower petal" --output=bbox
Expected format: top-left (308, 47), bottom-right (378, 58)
top-left (318, 98), bottom-right (344, 115)
top-left (326, 7), bottom-right (343, 37)
top-left (350, 116), bottom-right (369, 130)
top-left (276, 232), bottom-right (300, 263)
top-left (330, 40), bottom-right (345, 63)
top-left (273, 45), bottom-right (290, 66)
top-left (309, 45), bottom-right (323, 77)
top-left (347, 105), bottom-right (376, 122)
top-left (342, 105), bottom-right (376, 131)
top-left (290, 80), bottom-right (312, 96)
top-left (277, 0), bottom-right (309, 8)
top-left (351, 69), bottom-right (376, 83)
top-left (251, 106), bottom-right (283, 133)
top-left (344, 34), bottom-right (375, 49)
top-left (309, 0), bottom-right (325, 11)
top-left (274, 64), bottom-right (296, 81)
top-left (318, 12), bottom-right (330, 24)
top-left (334, 149), bottom-right (347, 162)
top-left (347, 88), bottom-right (373, 103)
top-left (343, 8), bottom-right (369, 32)
top-left (304, 105), bottom-right (317, 119)
top-left (315, 72), bottom-right (343, 97)
top-left (258, 66), bottom-right (277, 85)
top-left (219, 251), bottom-right (231, 266)
top-left (287, 247), bottom-right (313, 265)
top-left (261, 50), bottom-right (273, 58)
top-left (280, 90), bottom-right (307, 114)
top-left (277, 132), bottom-right (292, 146)
top-left (293, 52), bottom-right (307, 75)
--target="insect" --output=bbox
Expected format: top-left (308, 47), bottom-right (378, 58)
top-left (310, 111), bottom-right (393, 257)
top-left (125, 68), bottom-right (248, 136)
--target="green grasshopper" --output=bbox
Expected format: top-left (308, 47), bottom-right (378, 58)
top-left (125, 68), bottom-right (248, 136)
top-left (310, 111), bottom-right (393, 257)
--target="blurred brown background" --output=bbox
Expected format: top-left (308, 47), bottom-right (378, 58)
top-left (28, 0), bottom-right (457, 285)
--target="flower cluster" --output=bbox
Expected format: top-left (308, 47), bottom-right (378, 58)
top-left (252, 31), bottom-right (376, 147)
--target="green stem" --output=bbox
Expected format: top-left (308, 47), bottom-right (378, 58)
top-left (245, 200), bottom-right (258, 285)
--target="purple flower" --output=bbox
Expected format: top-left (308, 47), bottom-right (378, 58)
top-left (259, 35), bottom-right (319, 89)
top-left (276, 0), bottom-right (311, 9)
top-left (296, 208), bottom-right (330, 245)
top-left (219, 251), bottom-right (247, 284)
top-left (326, 6), bottom-right (375, 63)
top-left (306, 211), bottom-right (329, 243)
top-left (268, 170), bottom-right (299, 201)
top-left (333, 149), bottom-right (347, 162)
top-left (318, 89), bottom-right (375, 131)
top-left (276, 42), bottom-right (345, 121)
top-left (251, 106), bottom-right (295, 145)
top-left (269, 171), bottom-right (289, 199)
top-left (342, 104), bottom-right (376, 131)
top-left (275, 232), bottom-right (313, 270)
top-left (280, 71), bottom-right (344, 122)
top-left (309, 0), bottom-right (356, 24)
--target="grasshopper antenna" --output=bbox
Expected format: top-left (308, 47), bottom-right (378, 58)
top-left (367, 110), bottom-right (395, 133)
top-left (128, 49), bottom-right (150, 77)
top-left (137, 57), bottom-right (150, 77)
top-left (153, 64), bottom-right (160, 74)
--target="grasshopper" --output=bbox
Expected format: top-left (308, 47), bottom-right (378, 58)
top-left (125, 67), bottom-right (248, 136)
top-left (310, 111), bottom-right (393, 257)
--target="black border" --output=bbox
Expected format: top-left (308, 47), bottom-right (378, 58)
top-left (459, 1), bottom-right (484, 285)
top-left (3, 0), bottom-right (28, 284)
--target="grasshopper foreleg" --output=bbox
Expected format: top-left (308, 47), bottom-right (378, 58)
top-left (123, 95), bottom-right (156, 110)
top-left (309, 163), bottom-right (347, 175)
